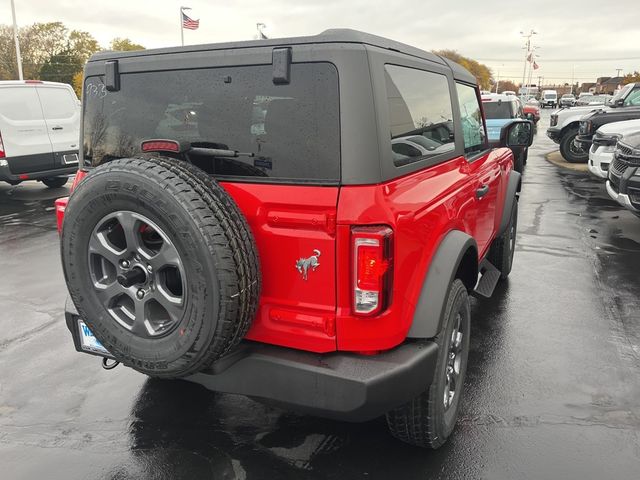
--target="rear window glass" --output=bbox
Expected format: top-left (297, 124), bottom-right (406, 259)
top-left (37, 87), bottom-right (77, 119)
top-left (0, 87), bottom-right (43, 121)
top-left (83, 63), bottom-right (340, 183)
top-left (483, 101), bottom-right (516, 119)
top-left (384, 65), bottom-right (455, 167)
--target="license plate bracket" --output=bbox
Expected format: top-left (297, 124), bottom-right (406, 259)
top-left (77, 319), bottom-right (113, 358)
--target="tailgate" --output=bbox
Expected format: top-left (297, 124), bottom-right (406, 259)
top-left (222, 182), bottom-right (339, 352)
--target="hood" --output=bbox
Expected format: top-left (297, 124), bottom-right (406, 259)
top-left (584, 107), bottom-right (640, 124)
top-left (598, 118), bottom-right (640, 136)
top-left (485, 118), bottom-right (512, 140)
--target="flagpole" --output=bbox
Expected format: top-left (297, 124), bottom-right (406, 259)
top-left (10, 0), bottom-right (23, 80)
top-left (180, 7), bottom-right (184, 46)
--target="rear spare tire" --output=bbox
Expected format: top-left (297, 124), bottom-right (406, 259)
top-left (61, 157), bottom-right (260, 378)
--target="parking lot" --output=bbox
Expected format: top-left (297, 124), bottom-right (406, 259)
top-left (1, 109), bottom-right (640, 479)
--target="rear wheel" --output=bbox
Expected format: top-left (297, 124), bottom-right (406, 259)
top-left (559, 128), bottom-right (588, 163)
top-left (42, 177), bottom-right (68, 188)
top-left (386, 279), bottom-right (470, 449)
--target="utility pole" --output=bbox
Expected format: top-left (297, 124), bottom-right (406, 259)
top-left (520, 29), bottom-right (537, 95)
top-left (10, 0), bottom-right (23, 80)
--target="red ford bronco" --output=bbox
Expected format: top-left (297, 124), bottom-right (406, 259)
top-left (57, 29), bottom-right (532, 448)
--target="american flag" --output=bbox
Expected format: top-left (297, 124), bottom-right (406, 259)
top-left (182, 12), bottom-right (199, 30)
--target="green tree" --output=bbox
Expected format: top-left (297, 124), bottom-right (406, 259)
top-left (0, 22), bottom-right (99, 81)
top-left (109, 37), bottom-right (145, 51)
top-left (623, 71), bottom-right (640, 84)
top-left (433, 49), bottom-right (493, 91)
top-left (39, 49), bottom-right (83, 84)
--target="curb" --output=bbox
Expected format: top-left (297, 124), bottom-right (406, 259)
top-left (545, 151), bottom-right (589, 173)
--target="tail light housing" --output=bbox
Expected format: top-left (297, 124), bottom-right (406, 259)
top-left (0, 130), bottom-right (5, 159)
top-left (70, 169), bottom-right (88, 192)
top-left (352, 226), bottom-right (393, 316)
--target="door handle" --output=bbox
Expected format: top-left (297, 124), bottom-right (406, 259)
top-left (52, 126), bottom-right (63, 130)
top-left (476, 185), bottom-right (489, 198)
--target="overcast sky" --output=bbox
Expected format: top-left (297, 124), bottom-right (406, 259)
top-left (3, 0), bottom-right (639, 85)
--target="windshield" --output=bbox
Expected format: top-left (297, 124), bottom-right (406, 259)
top-left (611, 84), bottom-right (633, 103)
top-left (544, 93), bottom-right (556, 99)
top-left (483, 101), bottom-right (516, 119)
top-left (82, 63), bottom-right (341, 183)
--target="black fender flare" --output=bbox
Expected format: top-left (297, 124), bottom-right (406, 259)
top-left (406, 230), bottom-right (478, 339)
top-left (498, 170), bottom-right (521, 237)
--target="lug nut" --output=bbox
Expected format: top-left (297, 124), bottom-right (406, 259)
top-left (136, 289), bottom-right (145, 300)
top-left (120, 259), bottom-right (130, 269)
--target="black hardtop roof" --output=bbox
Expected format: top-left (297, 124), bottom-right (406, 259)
top-left (89, 28), bottom-right (476, 84)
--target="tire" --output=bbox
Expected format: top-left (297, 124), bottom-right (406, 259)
top-left (513, 150), bottom-right (524, 174)
top-left (386, 279), bottom-right (471, 449)
top-left (42, 177), bottom-right (68, 188)
top-left (559, 127), bottom-right (588, 163)
top-left (488, 198), bottom-right (518, 279)
top-left (61, 157), bottom-right (261, 378)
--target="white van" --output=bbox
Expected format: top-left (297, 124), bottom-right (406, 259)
top-left (540, 90), bottom-right (558, 109)
top-left (0, 80), bottom-right (80, 188)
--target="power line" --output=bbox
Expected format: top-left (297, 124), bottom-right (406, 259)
top-left (477, 56), bottom-right (640, 62)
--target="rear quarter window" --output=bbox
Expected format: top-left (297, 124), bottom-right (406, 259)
top-left (383, 65), bottom-right (455, 167)
top-left (82, 63), bottom-right (341, 184)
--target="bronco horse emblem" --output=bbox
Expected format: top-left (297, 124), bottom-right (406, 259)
top-left (295, 249), bottom-right (321, 280)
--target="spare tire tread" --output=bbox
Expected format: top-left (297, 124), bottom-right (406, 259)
top-left (148, 156), bottom-right (261, 357)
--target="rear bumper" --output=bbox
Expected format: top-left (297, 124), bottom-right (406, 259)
top-left (0, 163), bottom-right (77, 182)
top-left (64, 297), bottom-right (438, 422)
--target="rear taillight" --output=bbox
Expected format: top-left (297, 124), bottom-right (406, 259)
top-left (352, 226), bottom-right (393, 316)
top-left (70, 169), bottom-right (88, 192)
top-left (0, 130), bottom-right (5, 159)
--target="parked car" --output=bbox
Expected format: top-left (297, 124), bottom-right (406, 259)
top-left (588, 119), bottom-right (640, 179)
top-left (560, 94), bottom-right (576, 107)
top-left (0, 80), bottom-right (80, 188)
top-left (575, 94), bottom-right (611, 107)
top-left (606, 131), bottom-right (640, 217)
top-left (55, 29), bottom-right (531, 449)
top-left (523, 100), bottom-right (541, 124)
top-left (502, 90), bottom-right (516, 96)
top-left (547, 82), bottom-right (640, 162)
top-left (575, 88), bottom-right (640, 153)
top-left (540, 90), bottom-right (558, 108)
top-left (481, 93), bottom-right (529, 172)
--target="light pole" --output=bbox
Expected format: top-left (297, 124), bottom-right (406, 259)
top-left (520, 29), bottom-right (537, 94)
top-left (10, 0), bottom-right (23, 80)
top-left (495, 64), bottom-right (504, 93)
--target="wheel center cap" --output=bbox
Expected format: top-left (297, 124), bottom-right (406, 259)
top-left (117, 266), bottom-right (147, 288)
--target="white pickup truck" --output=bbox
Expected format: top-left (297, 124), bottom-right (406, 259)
top-left (546, 83), bottom-right (640, 163)
top-left (588, 119), bottom-right (640, 178)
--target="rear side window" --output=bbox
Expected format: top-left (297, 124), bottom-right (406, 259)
top-left (37, 87), bottom-right (77, 119)
top-left (455, 83), bottom-right (486, 155)
top-left (384, 65), bottom-right (455, 167)
top-left (482, 101), bottom-right (516, 119)
top-left (83, 63), bottom-right (340, 184)
top-left (0, 87), bottom-right (43, 121)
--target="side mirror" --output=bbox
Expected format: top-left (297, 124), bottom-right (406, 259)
top-left (499, 120), bottom-right (534, 148)
top-left (614, 98), bottom-right (624, 107)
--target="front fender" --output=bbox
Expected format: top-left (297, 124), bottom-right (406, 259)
top-left (407, 230), bottom-right (478, 339)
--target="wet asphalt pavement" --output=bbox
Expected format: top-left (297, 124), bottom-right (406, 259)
top-left (1, 110), bottom-right (640, 479)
